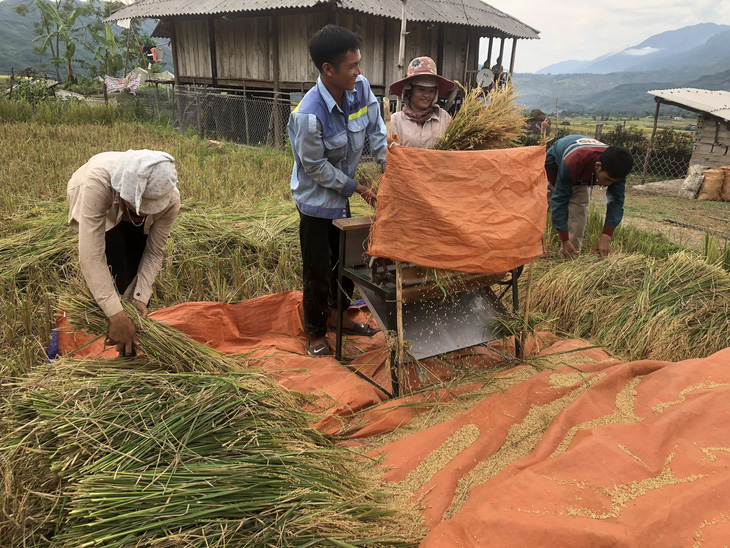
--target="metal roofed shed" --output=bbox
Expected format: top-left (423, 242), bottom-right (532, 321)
top-left (106, 0), bottom-right (539, 95)
top-left (106, 0), bottom-right (539, 38)
top-left (648, 88), bottom-right (730, 123)
top-left (639, 88), bottom-right (730, 181)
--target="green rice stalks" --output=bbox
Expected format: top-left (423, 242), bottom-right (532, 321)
top-left (60, 279), bottom-right (241, 374)
top-left (436, 83), bottom-right (525, 151)
top-left (1, 361), bottom-right (420, 547)
top-left (488, 310), bottom-right (551, 349)
top-left (0, 204), bottom-right (76, 282)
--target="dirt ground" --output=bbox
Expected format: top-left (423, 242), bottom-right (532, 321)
top-left (591, 180), bottom-right (729, 250)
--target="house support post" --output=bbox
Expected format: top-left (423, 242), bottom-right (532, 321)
top-left (641, 100), bottom-right (661, 185)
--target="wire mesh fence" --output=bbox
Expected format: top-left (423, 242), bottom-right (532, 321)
top-left (179, 86), bottom-right (291, 148)
top-left (629, 151), bottom-right (690, 184)
top-left (140, 85), bottom-right (373, 156)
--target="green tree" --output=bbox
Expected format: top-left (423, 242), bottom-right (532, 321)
top-left (82, 0), bottom-right (162, 78)
top-left (32, 0), bottom-right (87, 84)
top-left (13, 0), bottom-right (67, 81)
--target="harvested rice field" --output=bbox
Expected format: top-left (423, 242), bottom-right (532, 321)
top-left (2, 109), bottom-right (730, 547)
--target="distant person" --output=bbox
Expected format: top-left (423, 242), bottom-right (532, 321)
top-left (67, 150), bottom-right (180, 355)
top-left (545, 135), bottom-right (633, 259)
top-left (389, 56), bottom-right (455, 149)
top-left (491, 56), bottom-right (504, 88)
top-left (288, 24), bottom-right (386, 357)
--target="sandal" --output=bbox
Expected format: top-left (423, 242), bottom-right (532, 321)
top-left (341, 322), bottom-right (379, 337)
top-left (306, 340), bottom-right (332, 357)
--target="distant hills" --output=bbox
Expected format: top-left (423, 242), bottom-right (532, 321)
top-left (0, 0), bottom-right (166, 76)
top-left (537, 23), bottom-right (730, 75)
top-left (516, 23), bottom-right (730, 115)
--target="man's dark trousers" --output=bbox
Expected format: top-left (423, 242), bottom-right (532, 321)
top-left (298, 210), bottom-right (354, 338)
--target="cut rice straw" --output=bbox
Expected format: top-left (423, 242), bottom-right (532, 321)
top-left (60, 278), bottom-right (241, 374)
top-left (436, 83), bottom-right (525, 151)
top-left (528, 251), bottom-right (730, 361)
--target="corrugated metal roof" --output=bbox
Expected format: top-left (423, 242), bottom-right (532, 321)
top-left (106, 0), bottom-right (539, 39)
top-left (648, 88), bottom-right (730, 123)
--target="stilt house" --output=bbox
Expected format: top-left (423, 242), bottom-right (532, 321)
top-left (108, 0), bottom-right (539, 97)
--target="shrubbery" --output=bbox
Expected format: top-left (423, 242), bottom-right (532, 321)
top-left (0, 91), bottom-right (161, 126)
top-left (3, 78), bottom-right (51, 104)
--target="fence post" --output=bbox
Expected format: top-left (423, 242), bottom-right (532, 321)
top-left (197, 88), bottom-right (204, 138)
top-left (244, 89), bottom-right (250, 145)
top-left (9, 67), bottom-right (14, 100)
top-left (641, 100), bottom-right (661, 185)
top-left (273, 92), bottom-right (283, 149)
top-left (594, 123), bottom-right (603, 140)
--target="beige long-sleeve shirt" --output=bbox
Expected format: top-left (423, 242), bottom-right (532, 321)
top-left (67, 152), bottom-right (180, 317)
top-left (391, 107), bottom-right (451, 149)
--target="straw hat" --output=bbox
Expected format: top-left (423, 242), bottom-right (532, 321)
top-left (389, 57), bottom-right (455, 97)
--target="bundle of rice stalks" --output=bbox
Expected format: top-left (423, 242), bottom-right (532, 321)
top-left (436, 84), bottom-right (525, 151)
top-left (0, 361), bottom-right (420, 547)
top-left (528, 251), bottom-right (730, 361)
top-left (60, 279), bottom-right (241, 374)
top-left (0, 202), bottom-right (75, 282)
top-left (355, 161), bottom-right (384, 192)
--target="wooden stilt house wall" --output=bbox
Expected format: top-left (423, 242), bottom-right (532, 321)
top-left (108, 1), bottom-right (538, 97)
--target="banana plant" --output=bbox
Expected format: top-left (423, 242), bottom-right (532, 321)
top-left (91, 23), bottom-right (122, 77)
top-left (31, 0), bottom-right (85, 84)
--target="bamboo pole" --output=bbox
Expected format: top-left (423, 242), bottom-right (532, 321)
top-left (396, 261), bottom-right (405, 390)
top-left (396, 0), bottom-right (408, 112)
top-left (383, 97), bottom-right (392, 138)
top-left (123, 22), bottom-right (132, 77)
top-left (508, 38), bottom-right (517, 80)
top-left (383, 96), bottom-right (403, 388)
top-left (462, 33), bottom-right (471, 84)
top-left (521, 261), bottom-right (534, 358)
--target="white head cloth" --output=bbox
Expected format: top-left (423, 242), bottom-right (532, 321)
top-left (110, 150), bottom-right (178, 215)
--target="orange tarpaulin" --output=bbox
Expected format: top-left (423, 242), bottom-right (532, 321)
top-left (57, 294), bottom-right (730, 546)
top-left (411, 346), bottom-right (730, 546)
top-left (369, 144), bottom-right (549, 273)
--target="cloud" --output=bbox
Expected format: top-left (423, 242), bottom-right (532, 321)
top-left (624, 46), bottom-right (661, 56)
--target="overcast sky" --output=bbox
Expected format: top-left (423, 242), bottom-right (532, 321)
top-left (481, 0), bottom-right (730, 73)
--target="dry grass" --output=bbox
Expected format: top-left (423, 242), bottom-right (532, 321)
top-left (0, 121), bottom-right (294, 217)
top-left (528, 251), bottom-right (730, 362)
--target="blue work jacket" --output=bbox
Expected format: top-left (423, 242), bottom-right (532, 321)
top-left (288, 75), bottom-right (387, 219)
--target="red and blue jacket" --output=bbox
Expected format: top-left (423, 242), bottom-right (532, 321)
top-left (545, 135), bottom-right (625, 240)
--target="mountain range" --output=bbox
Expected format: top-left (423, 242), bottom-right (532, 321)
top-left (537, 23), bottom-right (730, 75)
top-left (0, 0), bottom-right (166, 76)
top-left (516, 23), bottom-right (730, 114)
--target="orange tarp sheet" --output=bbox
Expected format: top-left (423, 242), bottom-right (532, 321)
top-left (369, 145), bottom-right (549, 273)
top-left (58, 292), bottom-right (730, 546)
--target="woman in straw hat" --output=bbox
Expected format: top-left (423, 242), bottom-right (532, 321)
top-left (67, 149), bottom-right (181, 356)
top-left (389, 56), bottom-right (456, 149)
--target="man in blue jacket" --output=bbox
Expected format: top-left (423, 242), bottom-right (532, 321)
top-left (288, 24), bottom-right (386, 357)
top-left (545, 135), bottom-right (633, 259)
